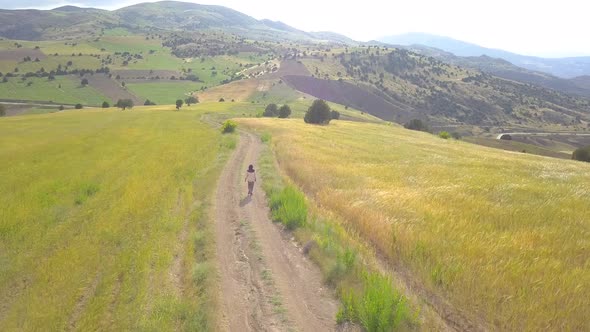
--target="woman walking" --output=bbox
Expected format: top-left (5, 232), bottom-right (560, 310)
top-left (245, 164), bottom-right (257, 196)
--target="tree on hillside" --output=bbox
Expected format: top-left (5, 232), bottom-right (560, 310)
top-left (81, 78), bottom-right (89, 86)
top-left (185, 95), bottom-right (198, 106)
top-left (331, 110), bottom-right (340, 120)
top-left (144, 99), bottom-right (156, 106)
top-left (102, 101), bottom-right (110, 108)
top-left (278, 105), bottom-right (292, 118)
top-left (263, 103), bottom-right (278, 117)
top-left (304, 99), bottom-right (332, 124)
top-left (116, 99), bottom-right (134, 110)
top-left (75, 104), bottom-right (83, 109)
top-left (404, 119), bottom-right (429, 132)
top-left (176, 99), bottom-right (184, 110)
top-left (59, 105), bottom-right (65, 111)
top-left (572, 146), bottom-right (590, 162)
top-left (0, 104), bottom-right (6, 117)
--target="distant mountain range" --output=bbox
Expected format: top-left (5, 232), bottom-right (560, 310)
top-left (379, 33), bottom-right (590, 79)
top-left (0, 1), bottom-right (352, 43)
top-left (2, 2), bottom-right (590, 99)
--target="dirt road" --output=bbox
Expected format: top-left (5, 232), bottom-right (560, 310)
top-left (214, 133), bottom-right (339, 332)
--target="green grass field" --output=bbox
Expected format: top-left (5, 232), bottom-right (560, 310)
top-left (238, 118), bottom-right (590, 331)
top-left (0, 76), bottom-right (109, 105)
top-left (0, 106), bottom-right (234, 330)
top-left (91, 36), bottom-right (165, 54)
top-left (0, 55), bottom-right (103, 74)
top-left (126, 81), bottom-right (204, 105)
top-left (0, 40), bottom-right (104, 56)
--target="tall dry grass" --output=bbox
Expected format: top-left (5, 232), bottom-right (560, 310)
top-left (239, 118), bottom-right (590, 331)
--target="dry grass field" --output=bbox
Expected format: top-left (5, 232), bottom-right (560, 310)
top-left (238, 118), bottom-right (590, 331)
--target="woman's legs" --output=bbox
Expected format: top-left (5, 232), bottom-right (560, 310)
top-left (248, 181), bottom-right (254, 195)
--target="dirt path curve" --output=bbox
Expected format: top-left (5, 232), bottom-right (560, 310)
top-left (214, 132), bottom-right (340, 332)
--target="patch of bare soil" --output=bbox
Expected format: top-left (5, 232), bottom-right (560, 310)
top-left (282, 75), bottom-right (416, 122)
top-left (83, 74), bottom-right (142, 105)
top-left (0, 49), bottom-right (46, 61)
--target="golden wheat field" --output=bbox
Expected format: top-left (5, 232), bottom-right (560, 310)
top-left (0, 105), bottom-right (234, 330)
top-left (239, 118), bottom-right (590, 331)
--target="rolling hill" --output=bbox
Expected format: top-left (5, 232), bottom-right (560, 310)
top-left (379, 32), bottom-right (590, 78)
top-left (288, 46), bottom-right (590, 134)
top-left (1, 1), bottom-right (590, 137)
top-left (0, 1), bottom-right (349, 43)
top-left (397, 44), bottom-right (590, 98)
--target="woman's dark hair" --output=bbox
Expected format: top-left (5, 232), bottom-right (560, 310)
top-left (248, 164), bottom-right (254, 171)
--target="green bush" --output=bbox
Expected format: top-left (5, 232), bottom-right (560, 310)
top-left (220, 120), bottom-right (237, 134)
top-left (269, 185), bottom-right (307, 230)
top-left (101, 101), bottom-right (110, 108)
top-left (572, 146), bottom-right (590, 162)
top-left (331, 110), bottom-right (340, 120)
top-left (74, 103), bottom-right (83, 109)
top-left (438, 131), bottom-right (451, 139)
top-left (404, 119), bottom-right (429, 132)
top-left (116, 99), bottom-right (133, 110)
top-left (260, 132), bottom-right (272, 143)
top-left (263, 103), bottom-right (278, 117)
top-left (304, 99), bottom-right (332, 125)
top-left (185, 95), bottom-right (198, 106)
top-left (338, 273), bottom-right (410, 332)
top-left (278, 104), bottom-right (291, 118)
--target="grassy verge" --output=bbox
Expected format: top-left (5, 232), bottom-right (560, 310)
top-left (256, 133), bottom-right (416, 331)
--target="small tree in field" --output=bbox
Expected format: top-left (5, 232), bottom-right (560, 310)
top-left (116, 99), bottom-right (134, 110)
top-left (185, 95), bottom-right (198, 106)
top-left (102, 101), bottom-right (110, 108)
top-left (176, 99), bottom-right (183, 110)
top-left (263, 103), bottom-right (278, 117)
top-left (404, 119), bottom-right (429, 132)
top-left (81, 78), bottom-right (89, 86)
top-left (331, 110), bottom-right (340, 120)
top-left (438, 131), bottom-right (451, 139)
top-left (221, 120), bottom-right (237, 133)
top-left (304, 99), bottom-right (332, 124)
top-left (572, 146), bottom-right (590, 162)
top-left (278, 105), bottom-right (291, 118)
top-left (75, 104), bottom-right (83, 109)
top-left (0, 104), bottom-right (5, 117)
top-left (144, 99), bottom-right (156, 105)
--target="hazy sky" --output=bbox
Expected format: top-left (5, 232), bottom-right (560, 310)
top-left (2, 0), bottom-right (589, 57)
